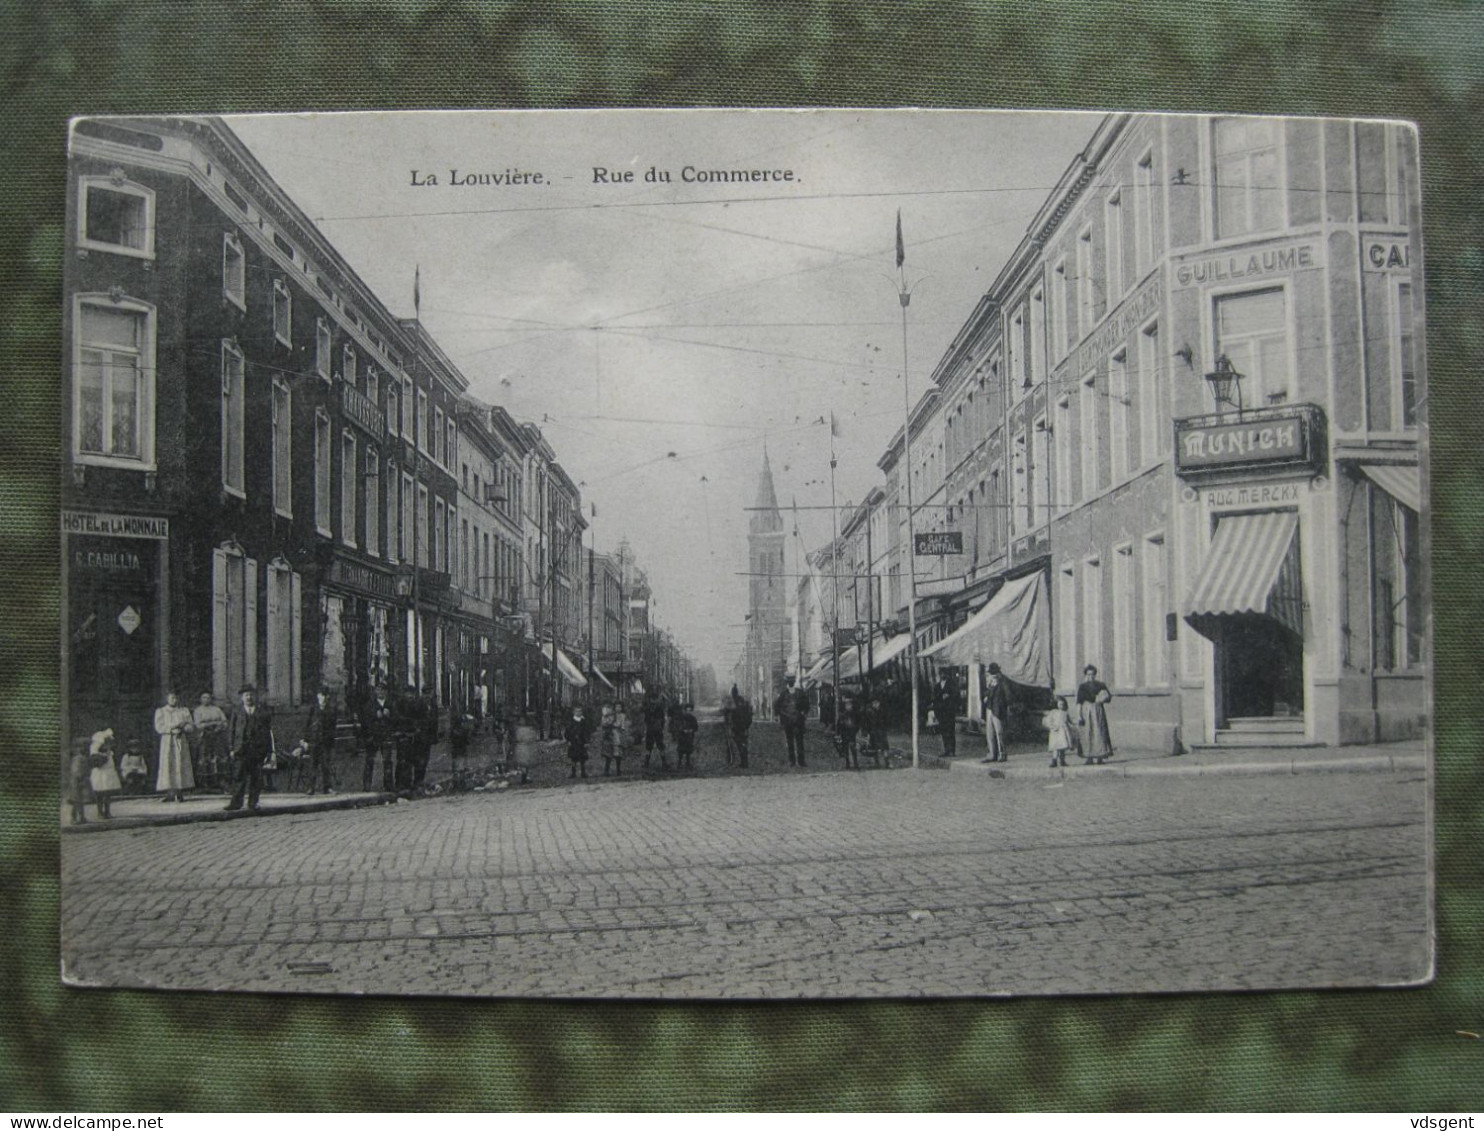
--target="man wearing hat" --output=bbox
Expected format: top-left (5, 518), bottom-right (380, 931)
top-left (360, 679), bottom-right (398, 792)
top-left (225, 684), bottom-right (275, 812)
top-left (299, 685), bottom-right (339, 795)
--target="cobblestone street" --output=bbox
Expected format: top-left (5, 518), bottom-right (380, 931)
top-left (60, 719), bottom-right (1430, 998)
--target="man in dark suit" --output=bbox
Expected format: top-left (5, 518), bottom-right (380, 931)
top-left (300, 685), bottom-right (339, 795)
top-left (225, 684), bottom-right (274, 812)
top-left (360, 680), bottom-right (398, 792)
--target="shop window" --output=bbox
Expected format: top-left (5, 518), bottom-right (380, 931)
top-left (221, 340), bottom-right (245, 496)
top-left (79, 175), bottom-right (154, 258)
top-left (1215, 288), bottom-right (1291, 408)
top-left (74, 295), bottom-right (155, 467)
top-left (272, 279), bottom-right (292, 346)
top-left (1213, 117), bottom-right (1283, 239)
top-left (271, 380), bottom-right (292, 517)
top-left (264, 559), bottom-right (302, 707)
top-left (211, 547), bottom-right (257, 701)
top-left (222, 233), bottom-right (246, 309)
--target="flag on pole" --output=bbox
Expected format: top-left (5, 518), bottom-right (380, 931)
top-left (895, 209), bottom-right (904, 269)
top-left (413, 264), bottom-right (422, 316)
top-left (829, 411), bottom-right (840, 438)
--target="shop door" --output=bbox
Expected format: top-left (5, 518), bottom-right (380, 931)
top-left (68, 538), bottom-right (159, 748)
top-left (1217, 615), bottom-right (1304, 726)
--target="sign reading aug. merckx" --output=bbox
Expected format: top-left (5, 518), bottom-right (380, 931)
top-left (914, 531), bottom-right (963, 556)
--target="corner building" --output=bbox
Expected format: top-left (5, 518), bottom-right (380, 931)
top-left (923, 113), bottom-right (1424, 750)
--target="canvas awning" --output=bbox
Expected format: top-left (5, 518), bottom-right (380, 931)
top-left (864, 631), bottom-right (913, 672)
top-left (1184, 510), bottom-right (1303, 637)
top-left (919, 571), bottom-right (1049, 686)
top-left (545, 643), bottom-right (588, 688)
top-left (803, 646), bottom-right (861, 685)
top-left (588, 664), bottom-right (616, 692)
top-left (1358, 463), bottom-right (1420, 514)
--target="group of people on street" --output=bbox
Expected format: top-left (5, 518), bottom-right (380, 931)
top-left (562, 688), bottom-right (700, 779)
top-left (920, 662), bottom-right (1116, 767)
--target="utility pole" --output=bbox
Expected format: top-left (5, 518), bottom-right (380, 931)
top-left (896, 211), bottom-right (921, 770)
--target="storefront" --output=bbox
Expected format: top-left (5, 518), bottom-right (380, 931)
top-left (320, 554), bottom-right (397, 710)
top-left (1176, 405), bottom-right (1329, 744)
top-left (61, 509), bottom-right (170, 753)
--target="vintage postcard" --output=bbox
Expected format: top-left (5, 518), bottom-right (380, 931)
top-left (59, 109), bottom-right (1430, 997)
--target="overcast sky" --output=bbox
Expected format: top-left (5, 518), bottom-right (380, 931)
top-left (225, 109), bottom-right (1101, 675)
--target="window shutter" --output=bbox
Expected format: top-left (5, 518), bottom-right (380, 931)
top-left (244, 557), bottom-right (258, 691)
top-left (265, 565), bottom-right (283, 703)
top-left (290, 570), bottom-right (303, 705)
top-left (212, 549), bottom-right (229, 700)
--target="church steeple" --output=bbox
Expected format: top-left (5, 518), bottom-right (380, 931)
top-left (751, 449), bottom-right (783, 534)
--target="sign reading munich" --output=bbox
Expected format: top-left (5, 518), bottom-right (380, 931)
top-left (914, 531), bottom-right (964, 556)
top-left (1174, 411), bottom-right (1318, 474)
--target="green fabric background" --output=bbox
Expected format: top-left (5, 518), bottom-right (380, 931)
top-left (3, 0), bottom-right (1481, 1112)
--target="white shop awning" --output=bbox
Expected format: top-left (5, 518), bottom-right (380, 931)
top-left (919, 571), bottom-right (1049, 686)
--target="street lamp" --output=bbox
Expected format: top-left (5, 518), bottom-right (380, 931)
top-left (1203, 354), bottom-right (1245, 417)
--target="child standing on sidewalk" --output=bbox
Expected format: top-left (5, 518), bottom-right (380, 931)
top-left (88, 728), bottom-right (122, 818)
top-left (1044, 697), bottom-right (1074, 768)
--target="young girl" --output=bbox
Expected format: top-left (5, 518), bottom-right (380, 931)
top-left (88, 728), bottom-right (122, 818)
top-left (605, 704), bottom-right (629, 777)
top-left (1043, 697), bottom-right (1074, 768)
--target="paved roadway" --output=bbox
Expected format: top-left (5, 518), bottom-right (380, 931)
top-left (60, 719), bottom-right (1430, 998)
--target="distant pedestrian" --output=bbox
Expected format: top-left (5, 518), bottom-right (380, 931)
top-left (775, 676), bottom-right (808, 766)
top-left (726, 686), bottom-right (752, 768)
top-left (978, 663), bottom-right (1009, 764)
top-left (836, 692), bottom-right (860, 769)
top-left (192, 691), bottom-right (230, 791)
top-left (88, 728), bottom-right (122, 819)
top-left (225, 684), bottom-right (274, 812)
top-left (299, 685), bottom-right (338, 795)
top-left (359, 681), bottom-right (398, 792)
top-left (411, 686), bottom-right (439, 788)
top-left (153, 690), bottom-right (195, 802)
top-left (605, 704), bottom-right (630, 776)
top-left (67, 738), bottom-right (92, 825)
top-left (565, 705), bottom-right (591, 778)
top-left (118, 738), bottom-right (149, 795)
top-left (932, 672), bottom-right (962, 757)
top-left (675, 703), bottom-right (699, 770)
top-left (861, 695), bottom-right (889, 765)
top-left (642, 688), bottom-right (668, 770)
top-left (1077, 665), bottom-right (1114, 764)
top-left (1044, 696), bottom-right (1074, 768)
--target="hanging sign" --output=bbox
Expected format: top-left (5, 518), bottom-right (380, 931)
top-left (914, 531), bottom-right (963, 556)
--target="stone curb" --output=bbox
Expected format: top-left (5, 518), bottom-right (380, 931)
top-left (939, 753), bottom-right (1426, 780)
top-left (61, 791), bottom-right (398, 834)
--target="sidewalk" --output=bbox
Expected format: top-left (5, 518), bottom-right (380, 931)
top-left (891, 727), bottom-right (1427, 780)
top-left (61, 721), bottom-right (561, 834)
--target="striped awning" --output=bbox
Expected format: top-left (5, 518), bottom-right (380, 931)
top-left (1185, 510), bottom-right (1302, 636)
top-left (1359, 463), bottom-right (1420, 514)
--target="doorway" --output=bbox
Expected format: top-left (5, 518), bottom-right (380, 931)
top-left (1217, 614), bottom-right (1304, 727)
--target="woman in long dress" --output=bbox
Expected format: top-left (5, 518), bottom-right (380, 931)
top-left (154, 690), bottom-right (196, 801)
top-left (1076, 665), bottom-right (1115, 764)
